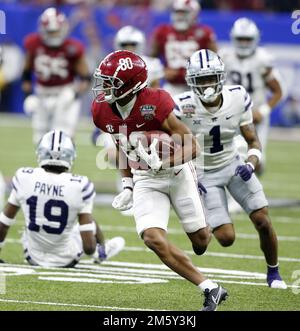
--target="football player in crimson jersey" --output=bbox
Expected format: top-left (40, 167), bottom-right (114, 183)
top-left (91, 50), bottom-right (228, 311)
top-left (21, 7), bottom-right (91, 144)
top-left (151, 0), bottom-right (217, 96)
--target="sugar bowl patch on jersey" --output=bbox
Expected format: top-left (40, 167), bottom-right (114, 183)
top-left (173, 85), bottom-right (253, 170)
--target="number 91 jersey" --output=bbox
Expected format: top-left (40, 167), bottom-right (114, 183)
top-left (8, 167), bottom-right (95, 265)
top-left (173, 85), bottom-right (253, 171)
top-left (219, 47), bottom-right (274, 107)
top-left (23, 33), bottom-right (85, 87)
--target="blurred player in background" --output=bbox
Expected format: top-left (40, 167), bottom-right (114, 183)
top-left (92, 50), bottom-right (228, 311)
top-left (22, 7), bottom-right (91, 144)
top-left (0, 130), bottom-right (125, 267)
top-left (151, 0), bottom-right (217, 96)
top-left (220, 18), bottom-right (283, 174)
top-left (174, 49), bottom-right (286, 289)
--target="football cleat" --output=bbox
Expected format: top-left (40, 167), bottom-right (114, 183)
top-left (201, 285), bottom-right (228, 311)
top-left (267, 272), bottom-right (287, 289)
top-left (93, 237), bottom-right (125, 263)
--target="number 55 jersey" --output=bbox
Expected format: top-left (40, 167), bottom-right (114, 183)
top-left (8, 167), bottom-right (95, 267)
top-left (173, 85), bottom-right (253, 171)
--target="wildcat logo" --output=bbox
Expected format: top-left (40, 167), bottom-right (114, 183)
top-left (140, 104), bottom-right (156, 121)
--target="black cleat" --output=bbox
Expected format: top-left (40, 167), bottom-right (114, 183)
top-left (201, 285), bottom-right (228, 311)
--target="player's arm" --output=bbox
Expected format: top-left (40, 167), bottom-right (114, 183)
top-left (264, 68), bottom-right (283, 109)
top-left (74, 55), bottom-right (91, 95)
top-left (112, 145), bottom-right (133, 211)
top-left (78, 214), bottom-right (97, 255)
top-left (161, 112), bottom-right (200, 168)
top-left (21, 53), bottom-right (33, 95)
top-left (254, 68), bottom-right (283, 124)
top-left (0, 203), bottom-right (20, 255)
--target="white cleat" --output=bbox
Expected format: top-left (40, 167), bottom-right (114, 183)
top-left (105, 236), bottom-right (126, 260)
top-left (269, 279), bottom-right (288, 289)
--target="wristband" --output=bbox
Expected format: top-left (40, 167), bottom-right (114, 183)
top-left (0, 212), bottom-right (16, 226)
top-left (0, 241), bottom-right (4, 249)
top-left (79, 222), bottom-right (96, 235)
top-left (258, 104), bottom-right (271, 118)
top-left (247, 148), bottom-right (262, 162)
top-left (121, 177), bottom-right (133, 191)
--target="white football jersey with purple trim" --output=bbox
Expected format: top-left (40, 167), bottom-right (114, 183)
top-left (173, 85), bottom-right (253, 170)
top-left (8, 167), bottom-right (95, 266)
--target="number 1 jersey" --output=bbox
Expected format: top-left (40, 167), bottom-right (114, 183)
top-left (173, 86), bottom-right (253, 171)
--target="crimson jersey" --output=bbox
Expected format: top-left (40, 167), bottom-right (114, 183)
top-left (152, 24), bottom-right (216, 84)
top-left (24, 33), bottom-right (85, 87)
top-left (92, 88), bottom-right (175, 168)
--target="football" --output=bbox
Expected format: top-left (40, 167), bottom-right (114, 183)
top-left (130, 130), bottom-right (178, 159)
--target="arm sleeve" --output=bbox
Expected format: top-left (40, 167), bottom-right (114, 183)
top-left (7, 169), bottom-right (22, 207)
top-left (79, 177), bottom-right (95, 214)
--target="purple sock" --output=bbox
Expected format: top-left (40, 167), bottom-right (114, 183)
top-left (267, 265), bottom-right (282, 286)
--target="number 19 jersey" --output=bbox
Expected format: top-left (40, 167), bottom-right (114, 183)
top-left (8, 167), bottom-right (95, 265)
top-left (173, 86), bottom-right (253, 171)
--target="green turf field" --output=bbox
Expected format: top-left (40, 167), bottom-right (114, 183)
top-left (0, 114), bottom-right (299, 311)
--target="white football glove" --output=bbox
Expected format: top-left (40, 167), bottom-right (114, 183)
top-left (23, 94), bottom-right (40, 115)
top-left (137, 139), bottom-right (162, 171)
top-left (112, 188), bottom-right (133, 211)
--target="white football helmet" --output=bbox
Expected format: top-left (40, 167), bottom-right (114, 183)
top-left (230, 18), bottom-right (260, 58)
top-left (171, 0), bottom-right (200, 31)
top-left (39, 7), bottom-right (69, 47)
top-left (186, 49), bottom-right (226, 103)
top-left (114, 25), bottom-right (146, 55)
top-left (36, 130), bottom-right (76, 170)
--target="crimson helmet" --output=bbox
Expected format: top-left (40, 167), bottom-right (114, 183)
top-left (93, 50), bottom-right (148, 103)
top-left (39, 7), bottom-right (69, 47)
top-left (171, 0), bottom-right (200, 31)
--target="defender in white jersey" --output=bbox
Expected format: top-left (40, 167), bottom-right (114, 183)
top-left (220, 18), bottom-right (283, 172)
top-left (174, 49), bottom-right (286, 289)
top-left (0, 130), bottom-right (124, 267)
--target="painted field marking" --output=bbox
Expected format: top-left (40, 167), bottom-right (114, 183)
top-left (0, 298), bottom-right (160, 311)
top-left (0, 261), bottom-right (299, 289)
top-left (4, 238), bottom-right (300, 263)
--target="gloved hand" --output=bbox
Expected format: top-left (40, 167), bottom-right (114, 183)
top-left (198, 181), bottom-right (207, 195)
top-left (137, 139), bottom-right (162, 171)
top-left (91, 128), bottom-right (101, 146)
top-left (235, 163), bottom-right (254, 181)
top-left (93, 243), bottom-right (107, 264)
top-left (112, 188), bottom-right (133, 211)
top-left (23, 94), bottom-right (40, 115)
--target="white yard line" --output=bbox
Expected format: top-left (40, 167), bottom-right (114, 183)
top-left (0, 298), bottom-right (160, 311)
top-left (4, 238), bottom-right (300, 262)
